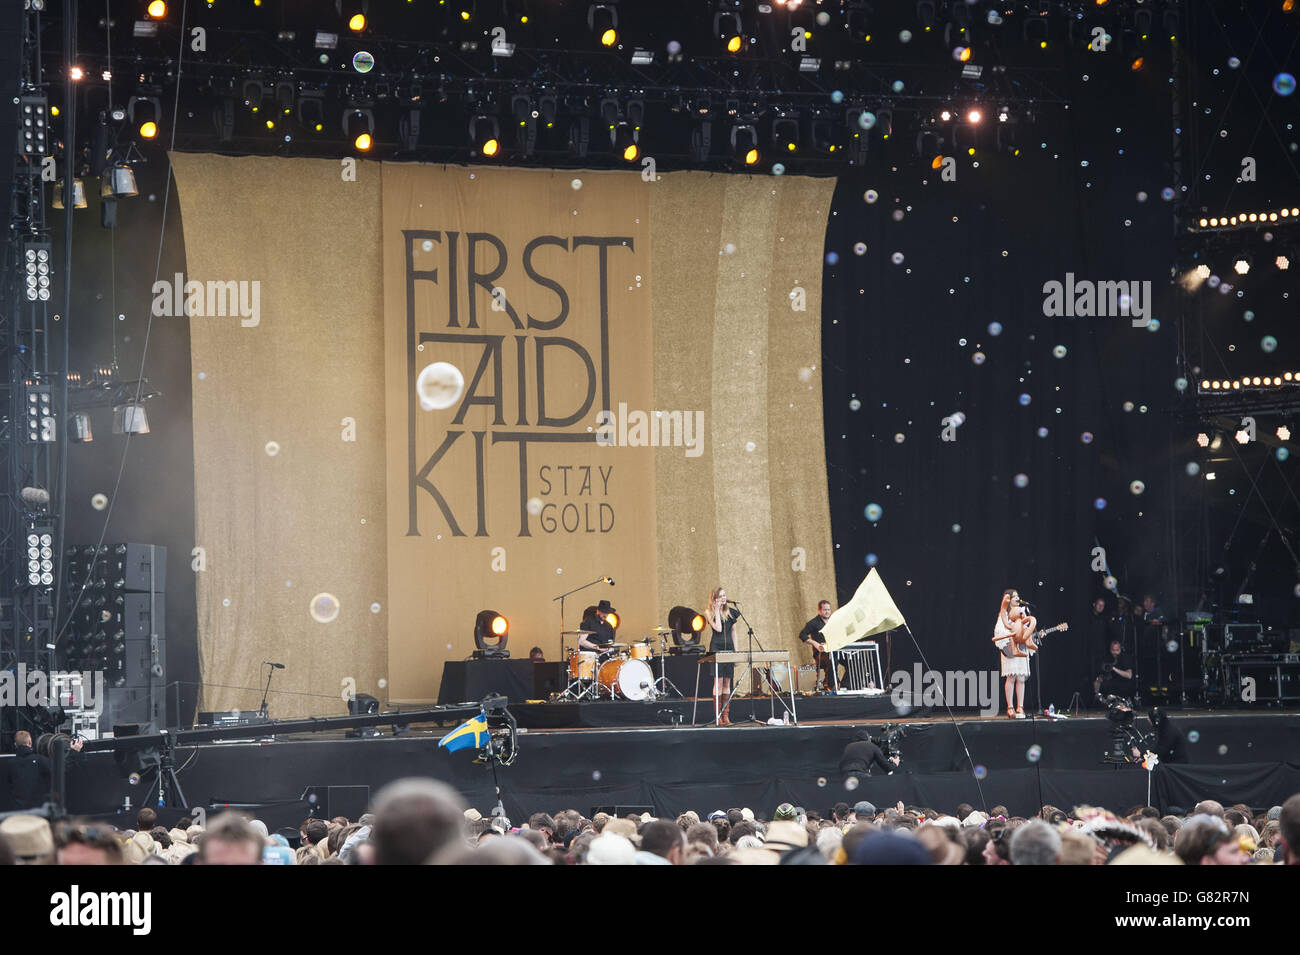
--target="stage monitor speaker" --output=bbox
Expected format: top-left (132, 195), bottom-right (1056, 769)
top-left (303, 785), bottom-right (371, 821)
top-left (125, 636), bottom-right (167, 685)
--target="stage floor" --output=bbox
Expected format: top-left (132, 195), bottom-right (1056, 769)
top-left (38, 707), bottom-right (1300, 830)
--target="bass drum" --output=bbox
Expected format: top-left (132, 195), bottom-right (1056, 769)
top-left (598, 658), bottom-right (655, 701)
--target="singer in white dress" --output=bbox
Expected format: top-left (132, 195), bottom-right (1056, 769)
top-left (993, 589), bottom-right (1037, 718)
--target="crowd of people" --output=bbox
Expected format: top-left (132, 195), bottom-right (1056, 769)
top-left (1, 779), bottom-right (1296, 865)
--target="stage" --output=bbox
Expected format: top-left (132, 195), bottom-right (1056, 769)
top-left (32, 708), bottom-right (1300, 832)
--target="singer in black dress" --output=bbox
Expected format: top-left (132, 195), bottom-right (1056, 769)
top-left (705, 587), bottom-right (741, 724)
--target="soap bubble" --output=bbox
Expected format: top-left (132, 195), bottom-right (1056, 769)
top-left (817, 777), bottom-right (827, 788)
top-left (128, 773), bottom-right (141, 786)
top-left (265, 441), bottom-right (280, 456)
top-left (1274, 72), bottom-right (1297, 96)
top-left (352, 51), bottom-right (375, 73)
top-left (1026, 744), bottom-right (1042, 763)
top-left (421, 239), bottom-right (433, 252)
top-left (1104, 575), bottom-right (1117, 591)
top-left (972, 351), bottom-right (986, 365)
top-left (309, 592), bottom-right (341, 624)
top-left (864, 503), bottom-right (883, 521)
top-left (865, 553), bottom-right (879, 567)
top-left (771, 163), bottom-right (786, 176)
top-left (1161, 187), bottom-right (1175, 201)
top-left (1278, 448), bottom-right (1290, 462)
top-left (988, 322), bottom-right (1003, 336)
top-left (891, 251), bottom-right (904, 265)
top-left (1081, 431), bottom-right (1094, 443)
top-left (1186, 462), bottom-right (1200, 476)
top-left (849, 398), bottom-right (861, 411)
top-left (1013, 473), bottom-right (1029, 488)
top-left (1052, 345), bottom-right (1067, 358)
top-left (831, 90), bottom-right (845, 104)
top-left (1130, 480), bottom-right (1145, 495)
top-left (1167, 640), bottom-right (1180, 654)
top-left (899, 29), bottom-right (913, 43)
top-left (1188, 730), bottom-right (1200, 743)
top-left (859, 111), bottom-right (876, 130)
top-left (973, 765), bottom-right (987, 780)
top-left (1218, 743), bottom-right (1229, 755)
top-left (416, 362), bottom-right (465, 410)
top-left (1018, 393), bottom-right (1031, 406)
top-left (370, 602), bottom-right (382, 614)
top-left (745, 441), bottom-right (756, 453)
top-left (891, 80), bottom-right (904, 93)
top-left (826, 251), bottom-right (840, 265)
top-left (1262, 335), bottom-right (1279, 353)
top-left (1094, 498), bottom-right (1107, 510)
top-left (844, 776), bottom-right (860, 791)
top-left (1175, 377), bottom-right (1188, 392)
top-left (571, 178), bottom-right (583, 190)
top-left (1228, 57), bottom-right (1241, 69)
top-left (864, 189), bottom-right (879, 203)
top-left (527, 497), bottom-right (543, 515)
top-left (91, 493), bottom-right (108, 510)
top-left (853, 241), bottom-right (867, 255)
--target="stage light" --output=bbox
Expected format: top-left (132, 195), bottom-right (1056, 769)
top-left (112, 403), bottom-right (150, 435)
top-left (470, 114), bottom-right (501, 158)
top-left (1279, 426), bottom-right (1292, 441)
top-left (349, 13), bottom-right (366, 32)
top-left (940, 109), bottom-right (952, 122)
top-left (1277, 255), bottom-right (1290, 270)
top-left (1233, 254), bottom-right (1251, 275)
top-left (354, 131), bottom-right (372, 150)
top-left (315, 32), bottom-right (339, 49)
top-left (69, 413), bottom-right (93, 443)
top-left (668, 605), bottom-right (705, 650)
top-left (473, 610), bottom-right (510, 656)
top-left (772, 114), bottom-right (799, 154)
top-left (931, 155), bottom-right (944, 169)
top-left (69, 66), bottom-right (84, 81)
top-left (102, 164), bottom-right (138, 199)
top-left (138, 120), bottom-right (157, 140)
top-left (967, 108), bottom-right (982, 124)
top-left (1130, 55), bottom-right (1145, 71)
top-left (631, 49), bottom-right (654, 65)
top-left (147, 0), bottom-right (166, 16)
top-left (1211, 434), bottom-right (1223, 449)
top-left (605, 612), bottom-right (619, 630)
top-left (731, 123), bottom-right (759, 166)
top-left (1195, 264), bottom-right (1211, 278)
top-left (52, 177), bottom-right (87, 210)
top-left (589, 3), bottom-right (619, 47)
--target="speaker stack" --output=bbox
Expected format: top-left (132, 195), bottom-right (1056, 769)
top-left (62, 543), bottom-right (167, 735)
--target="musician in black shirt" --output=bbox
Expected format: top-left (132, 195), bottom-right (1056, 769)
top-left (799, 600), bottom-right (845, 691)
top-left (578, 600), bottom-right (617, 652)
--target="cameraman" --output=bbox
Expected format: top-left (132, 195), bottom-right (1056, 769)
top-left (838, 728), bottom-right (900, 782)
top-left (1094, 639), bottom-right (1136, 701)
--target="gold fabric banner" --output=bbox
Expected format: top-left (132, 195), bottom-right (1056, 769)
top-left (173, 157), bottom-right (836, 714)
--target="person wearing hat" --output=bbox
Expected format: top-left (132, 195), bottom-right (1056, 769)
top-left (0, 814), bottom-right (55, 864)
top-left (773, 803), bottom-right (798, 822)
top-left (578, 601), bottom-right (618, 652)
top-left (852, 801), bottom-right (877, 822)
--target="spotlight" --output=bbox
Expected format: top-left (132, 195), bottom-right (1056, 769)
top-left (129, 94), bottom-right (163, 140)
top-left (470, 115), bottom-right (501, 158)
top-left (147, 0), bottom-right (166, 17)
top-left (1233, 254), bottom-right (1251, 275)
top-left (52, 177), bottom-right (87, 210)
top-left (69, 66), bottom-right (84, 81)
top-left (1129, 55), bottom-right (1145, 71)
top-left (772, 113), bottom-right (799, 154)
top-left (1194, 264), bottom-right (1211, 278)
top-left (605, 611), bottom-right (620, 630)
top-left (589, 3), bottom-right (618, 47)
top-left (668, 605), bottom-right (705, 651)
top-left (731, 124), bottom-right (759, 166)
top-left (715, 9), bottom-right (743, 53)
top-left (1277, 255), bottom-right (1291, 271)
top-left (101, 164), bottom-right (138, 199)
top-left (612, 123), bottom-right (639, 161)
top-left (343, 107), bottom-right (375, 151)
top-left (348, 13), bottom-right (366, 32)
top-left (967, 108), bottom-right (982, 124)
top-left (112, 403), bottom-right (150, 435)
top-left (473, 610), bottom-right (509, 657)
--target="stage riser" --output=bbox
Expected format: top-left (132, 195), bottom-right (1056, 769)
top-left (30, 715), bottom-right (1300, 823)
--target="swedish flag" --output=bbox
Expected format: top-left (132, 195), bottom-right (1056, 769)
top-left (438, 711), bottom-right (489, 753)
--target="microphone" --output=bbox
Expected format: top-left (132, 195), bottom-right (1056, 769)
top-left (727, 599), bottom-right (740, 605)
top-left (263, 661), bottom-right (286, 669)
top-left (605, 576), bottom-right (615, 585)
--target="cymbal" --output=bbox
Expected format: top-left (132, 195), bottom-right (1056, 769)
top-left (561, 630), bottom-right (595, 636)
top-left (646, 627), bottom-right (673, 633)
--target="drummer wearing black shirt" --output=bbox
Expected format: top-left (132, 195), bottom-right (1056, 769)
top-left (799, 600), bottom-right (845, 691)
top-left (578, 600), bottom-right (617, 652)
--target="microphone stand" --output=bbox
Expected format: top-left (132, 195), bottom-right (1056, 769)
top-left (552, 575), bottom-right (614, 664)
top-left (730, 605), bottom-right (769, 726)
top-left (259, 663), bottom-right (277, 720)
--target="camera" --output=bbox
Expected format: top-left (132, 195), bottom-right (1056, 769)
top-left (874, 722), bottom-right (906, 759)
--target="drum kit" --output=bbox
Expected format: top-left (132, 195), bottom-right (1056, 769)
top-left (558, 628), bottom-right (680, 702)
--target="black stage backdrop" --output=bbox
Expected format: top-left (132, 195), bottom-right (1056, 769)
top-left (823, 53), bottom-right (1179, 709)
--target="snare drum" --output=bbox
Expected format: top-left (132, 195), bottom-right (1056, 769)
top-left (597, 658), bottom-right (655, 701)
top-left (568, 650), bottom-right (597, 680)
top-left (629, 642), bottom-right (652, 661)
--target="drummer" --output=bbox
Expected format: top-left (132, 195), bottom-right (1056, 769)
top-left (578, 600), bottom-right (618, 653)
